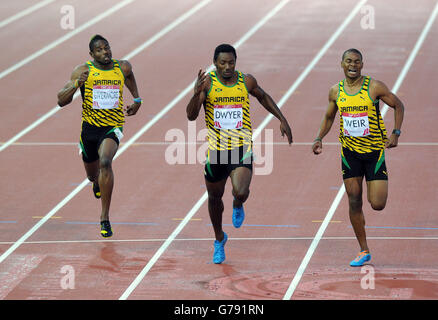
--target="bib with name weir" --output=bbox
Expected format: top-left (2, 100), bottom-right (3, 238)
top-left (337, 76), bottom-right (387, 153)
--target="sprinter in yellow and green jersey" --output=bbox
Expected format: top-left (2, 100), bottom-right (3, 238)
top-left (186, 44), bottom-right (293, 264)
top-left (312, 48), bottom-right (405, 267)
top-left (57, 35), bottom-right (143, 238)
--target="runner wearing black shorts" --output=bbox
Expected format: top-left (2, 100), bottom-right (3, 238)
top-left (341, 147), bottom-right (388, 181)
top-left (204, 145), bottom-right (253, 183)
top-left (80, 122), bottom-right (122, 163)
top-left (312, 49), bottom-right (404, 266)
top-left (57, 35), bottom-right (142, 238)
top-left (186, 44), bottom-right (293, 264)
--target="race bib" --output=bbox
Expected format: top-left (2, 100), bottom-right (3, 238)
top-left (92, 85), bottom-right (120, 109)
top-left (342, 112), bottom-right (370, 137)
top-left (213, 104), bottom-right (243, 129)
top-left (114, 127), bottom-right (124, 141)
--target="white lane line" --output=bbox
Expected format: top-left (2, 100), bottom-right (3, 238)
top-left (0, 0), bottom-right (214, 265)
top-left (0, 0), bottom-right (212, 153)
top-left (0, 236), bottom-right (436, 245)
top-left (119, 0), bottom-right (373, 300)
top-left (3, 141), bottom-right (438, 146)
top-left (118, 0), bottom-right (292, 300)
top-left (0, 0), bottom-right (134, 81)
top-left (0, 0), bottom-right (56, 29)
top-left (282, 1), bottom-right (438, 300)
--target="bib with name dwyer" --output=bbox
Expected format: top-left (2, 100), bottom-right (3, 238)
top-left (205, 71), bottom-right (252, 151)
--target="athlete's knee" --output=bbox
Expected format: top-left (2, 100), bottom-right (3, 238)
top-left (232, 188), bottom-right (250, 204)
top-left (87, 175), bottom-right (98, 183)
top-left (367, 184), bottom-right (388, 211)
top-left (208, 193), bottom-right (224, 211)
top-left (99, 156), bottom-right (113, 170)
top-left (348, 195), bottom-right (363, 212)
top-left (370, 199), bottom-right (386, 211)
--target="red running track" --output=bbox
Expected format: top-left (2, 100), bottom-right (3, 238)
top-left (0, 0), bottom-right (437, 301)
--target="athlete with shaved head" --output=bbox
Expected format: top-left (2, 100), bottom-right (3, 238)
top-left (312, 48), bottom-right (405, 266)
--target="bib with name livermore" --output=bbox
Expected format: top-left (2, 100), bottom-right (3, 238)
top-left (80, 59), bottom-right (125, 127)
top-left (337, 76), bottom-right (387, 153)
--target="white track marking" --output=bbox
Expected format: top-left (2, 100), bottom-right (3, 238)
top-left (0, 0), bottom-right (212, 153)
top-left (0, 0), bottom-right (286, 270)
top-left (2, 141), bottom-right (437, 146)
top-left (0, 0), bottom-right (56, 29)
top-left (0, 236), bottom-right (436, 245)
top-left (282, 1), bottom-right (438, 300)
top-left (0, 0), bottom-right (134, 80)
top-left (0, 0), bottom-right (214, 265)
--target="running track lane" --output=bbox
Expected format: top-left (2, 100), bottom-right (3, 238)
top-left (0, 0), bottom-right (211, 152)
top-left (0, 0), bottom-right (296, 298)
top-left (281, 0), bottom-right (438, 299)
top-left (0, 0), bottom-right (437, 300)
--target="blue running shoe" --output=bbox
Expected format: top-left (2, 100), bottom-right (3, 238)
top-left (232, 205), bottom-right (245, 228)
top-left (350, 250), bottom-right (371, 267)
top-left (213, 232), bottom-right (228, 264)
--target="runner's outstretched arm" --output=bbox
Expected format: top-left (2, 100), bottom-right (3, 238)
top-left (244, 74), bottom-right (293, 145)
top-left (312, 84), bottom-right (338, 154)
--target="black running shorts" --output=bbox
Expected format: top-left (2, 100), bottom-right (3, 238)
top-left (79, 121), bottom-right (122, 163)
top-left (341, 147), bottom-right (388, 181)
top-left (204, 145), bottom-right (253, 183)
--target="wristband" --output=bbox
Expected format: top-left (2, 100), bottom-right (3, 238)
top-left (392, 129), bottom-right (401, 136)
top-left (313, 137), bottom-right (322, 142)
top-left (133, 97), bottom-right (143, 104)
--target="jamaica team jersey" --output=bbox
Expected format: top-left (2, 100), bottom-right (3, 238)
top-left (204, 71), bottom-right (252, 151)
top-left (80, 59), bottom-right (125, 127)
top-left (337, 76), bottom-right (387, 153)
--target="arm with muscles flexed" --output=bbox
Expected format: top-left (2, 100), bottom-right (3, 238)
top-left (57, 64), bottom-right (89, 107)
top-left (312, 84), bottom-right (339, 154)
top-left (244, 74), bottom-right (293, 145)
